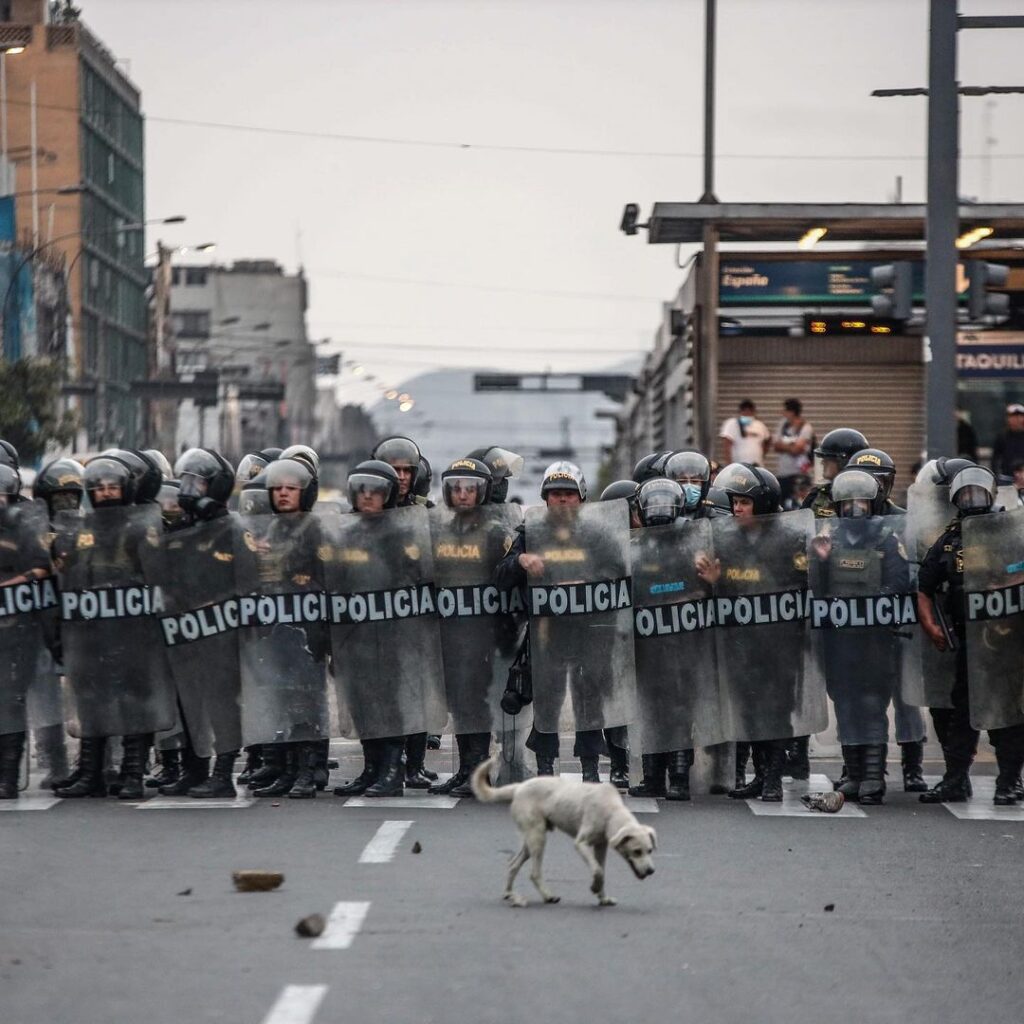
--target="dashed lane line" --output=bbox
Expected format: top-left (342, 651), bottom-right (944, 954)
top-left (310, 901), bottom-right (371, 950)
top-left (359, 820), bottom-right (414, 863)
top-left (259, 984), bottom-right (328, 1024)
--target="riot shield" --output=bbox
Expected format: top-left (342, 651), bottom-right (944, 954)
top-left (0, 500), bottom-right (55, 736)
top-left (428, 504), bottom-right (523, 735)
top-left (712, 509), bottom-right (826, 742)
top-left (524, 501), bottom-right (637, 735)
top-left (963, 508), bottom-right (1024, 730)
top-left (324, 505), bottom-right (446, 742)
top-left (145, 516), bottom-right (244, 756)
top-left (630, 518), bottom-right (723, 752)
top-left (58, 504), bottom-right (177, 739)
top-left (806, 516), bottom-right (915, 745)
top-left (234, 513), bottom-right (331, 746)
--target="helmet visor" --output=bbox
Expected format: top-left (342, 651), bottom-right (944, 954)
top-left (483, 447), bottom-right (524, 480)
top-left (443, 475), bottom-right (487, 508)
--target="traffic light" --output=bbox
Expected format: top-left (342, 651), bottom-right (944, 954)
top-left (967, 261), bottom-right (1010, 321)
top-left (870, 262), bottom-right (913, 321)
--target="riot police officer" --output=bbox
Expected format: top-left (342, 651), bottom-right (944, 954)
top-left (599, 480), bottom-right (641, 528)
top-left (802, 428), bottom-right (870, 519)
top-left (632, 451), bottom-right (673, 484)
top-left (664, 450), bottom-right (713, 521)
top-left (466, 446), bottom-right (525, 504)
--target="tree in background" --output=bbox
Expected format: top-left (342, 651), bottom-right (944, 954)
top-left (0, 359), bottom-right (77, 463)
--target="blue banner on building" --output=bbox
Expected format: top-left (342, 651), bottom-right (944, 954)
top-left (957, 332), bottom-right (1024, 378)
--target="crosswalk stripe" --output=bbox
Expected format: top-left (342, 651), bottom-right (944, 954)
top-left (745, 773), bottom-right (866, 817)
top-left (259, 984), bottom-right (328, 1024)
top-left (0, 795), bottom-right (61, 811)
top-left (311, 901), bottom-right (371, 950)
top-left (359, 820), bottom-right (414, 863)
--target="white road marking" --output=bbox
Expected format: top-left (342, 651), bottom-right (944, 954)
top-left (343, 795), bottom-right (458, 809)
top-left (942, 776), bottom-right (1024, 820)
top-left (137, 795), bottom-right (254, 810)
top-left (623, 797), bottom-right (660, 814)
top-left (359, 820), bottom-right (414, 863)
top-left (746, 773), bottom-right (866, 818)
top-left (0, 795), bottom-right (61, 811)
top-left (311, 901), bottom-right (371, 950)
top-left (259, 984), bottom-right (328, 1024)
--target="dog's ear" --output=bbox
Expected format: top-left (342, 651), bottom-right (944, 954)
top-left (609, 824), bottom-right (632, 849)
top-left (645, 826), bottom-right (657, 851)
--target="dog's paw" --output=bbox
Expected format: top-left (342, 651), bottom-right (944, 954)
top-left (590, 872), bottom-right (605, 895)
top-left (543, 894), bottom-right (561, 904)
top-left (598, 895), bottom-right (618, 907)
top-left (504, 893), bottom-right (528, 908)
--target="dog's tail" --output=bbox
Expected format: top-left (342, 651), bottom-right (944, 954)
top-left (470, 757), bottom-right (518, 803)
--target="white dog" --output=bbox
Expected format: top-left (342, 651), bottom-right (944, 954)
top-left (471, 758), bottom-right (657, 907)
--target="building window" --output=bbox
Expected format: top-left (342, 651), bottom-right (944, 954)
top-left (171, 310), bottom-right (211, 339)
top-left (185, 267), bottom-right (208, 286)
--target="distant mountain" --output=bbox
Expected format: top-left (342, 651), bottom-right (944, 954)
top-left (369, 359), bottom-right (641, 502)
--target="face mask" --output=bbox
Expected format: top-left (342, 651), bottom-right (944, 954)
top-left (738, 416), bottom-right (752, 427)
top-left (682, 483), bottom-right (702, 509)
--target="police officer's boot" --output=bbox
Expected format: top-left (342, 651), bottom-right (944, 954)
top-left (760, 740), bottom-right (787, 802)
top-left (899, 741), bottom-right (927, 792)
top-left (246, 743), bottom-right (283, 789)
top-left (993, 743), bottom-right (1020, 806)
top-left (919, 757), bottom-right (972, 803)
top-left (188, 751), bottom-right (238, 798)
top-left (451, 734), bottom-right (491, 798)
top-left (733, 742), bottom-right (751, 791)
top-left (729, 742), bottom-right (764, 798)
top-left (334, 741), bottom-right (379, 796)
top-left (35, 724), bottom-right (69, 790)
top-left (404, 732), bottom-right (436, 789)
top-left (858, 744), bottom-right (887, 805)
top-left (253, 745), bottom-right (298, 797)
top-left (55, 737), bottom-right (108, 798)
top-left (580, 756), bottom-right (601, 783)
top-left (312, 739), bottom-right (330, 791)
top-left (665, 749), bottom-right (694, 801)
top-left (629, 754), bottom-right (667, 797)
top-left (159, 745), bottom-right (209, 796)
top-left (430, 734), bottom-right (471, 795)
top-left (236, 746), bottom-right (263, 787)
top-left (535, 755), bottom-right (555, 776)
top-left (365, 740), bottom-right (405, 797)
top-left (608, 744), bottom-right (630, 790)
top-left (146, 748), bottom-right (181, 790)
top-left (784, 736), bottom-right (810, 781)
top-left (288, 744), bottom-right (318, 799)
top-left (117, 734), bottom-right (151, 801)
top-left (0, 731), bottom-right (25, 799)
top-left (837, 745), bottom-right (864, 800)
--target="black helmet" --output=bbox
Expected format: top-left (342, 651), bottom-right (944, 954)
top-left (236, 450), bottom-right (276, 483)
top-left (239, 471), bottom-right (272, 516)
top-left (175, 448), bottom-right (235, 519)
top-left (949, 464), bottom-right (996, 515)
top-left (280, 444), bottom-right (320, 478)
top-left (265, 457), bottom-right (319, 512)
top-left (0, 463), bottom-right (21, 503)
top-left (0, 439), bottom-right (19, 469)
top-left (372, 436), bottom-right (422, 485)
top-left (599, 479), bottom-right (640, 509)
top-left (414, 456), bottom-right (433, 500)
top-left (831, 469), bottom-right (882, 518)
top-left (541, 460), bottom-right (587, 501)
top-left (815, 428), bottom-right (870, 463)
top-left (846, 448), bottom-right (896, 500)
top-left (703, 485), bottom-right (733, 518)
top-left (715, 462), bottom-right (781, 516)
top-left (631, 451), bottom-right (673, 484)
top-left (84, 456), bottom-right (134, 506)
top-left (934, 456), bottom-right (977, 486)
top-left (637, 477), bottom-right (685, 527)
top-left (157, 480), bottom-right (187, 531)
top-left (348, 459), bottom-right (400, 511)
top-left (142, 449), bottom-right (173, 481)
top-left (101, 448), bottom-right (162, 503)
top-left (466, 446), bottom-right (525, 504)
top-left (34, 457), bottom-right (85, 515)
top-left (440, 457), bottom-right (491, 508)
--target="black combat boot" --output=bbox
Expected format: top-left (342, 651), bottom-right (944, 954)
top-left (993, 744), bottom-right (1020, 805)
top-left (404, 733), bottom-right (437, 788)
top-left (146, 748), bottom-right (182, 790)
top-left (665, 749), bottom-right (694, 801)
top-left (159, 746), bottom-right (210, 796)
top-left (0, 731), bottom-right (25, 799)
top-left (784, 736), bottom-right (811, 780)
top-left (919, 765), bottom-right (972, 803)
top-left (312, 739), bottom-right (330, 791)
top-left (236, 746), bottom-right (263, 787)
top-left (900, 741), bottom-right (927, 792)
top-left (580, 756), bottom-right (601, 783)
top-left (188, 751), bottom-right (238, 798)
top-left (837, 745), bottom-right (864, 800)
top-left (55, 737), bottom-right (108, 798)
top-left (117, 734), bottom-right (151, 801)
top-left (450, 734), bottom-right (491, 797)
top-left (608, 744), bottom-right (630, 789)
top-left (629, 754), bottom-right (667, 797)
top-left (706, 743), bottom-right (733, 795)
top-left (733, 742), bottom-right (751, 791)
top-left (430, 734), bottom-right (471, 795)
top-left (535, 755), bottom-right (555, 776)
top-left (35, 724), bottom-right (69, 790)
top-left (365, 740), bottom-right (405, 797)
top-left (760, 740), bottom-right (787, 802)
top-left (334, 741), bottom-right (379, 796)
top-left (729, 742), bottom-right (764, 798)
top-left (858, 744), bottom-right (887, 805)
top-left (287, 744), bottom-right (318, 799)
top-left (246, 743), bottom-right (284, 789)
top-left (253, 746), bottom-right (298, 797)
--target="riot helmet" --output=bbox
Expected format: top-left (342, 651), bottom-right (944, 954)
top-left (175, 448), bottom-right (235, 519)
top-left (265, 457), bottom-right (318, 513)
top-left (415, 456), bottom-right (433, 500)
top-left (157, 480), bottom-right (187, 530)
top-left (467, 446), bottom-right (525, 504)
top-left (34, 457), bottom-right (85, 515)
top-left (637, 477), bottom-right (685, 527)
top-left (716, 462), bottom-right (781, 516)
top-left (599, 479), bottom-right (640, 505)
top-left (238, 472), bottom-right (272, 516)
top-left (441, 457), bottom-right (491, 509)
top-left (632, 451), bottom-right (673, 484)
top-left (831, 469), bottom-right (882, 518)
top-left (540, 460), bottom-right (587, 502)
top-left (101, 448), bottom-right (162, 503)
top-left (84, 456), bottom-right (134, 507)
top-left (142, 449), bottom-right (173, 481)
top-left (846, 448), bottom-right (896, 500)
top-left (664, 450), bottom-right (712, 509)
top-left (372, 435), bottom-right (421, 499)
top-left (347, 459), bottom-right (400, 514)
top-left (949, 464), bottom-right (996, 515)
top-left (279, 444), bottom-right (320, 478)
top-left (704, 485), bottom-right (734, 518)
top-left (236, 450), bottom-right (275, 484)
top-left (814, 428), bottom-right (869, 484)
top-left (0, 439), bottom-right (19, 469)
top-left (0, 463), bottom-right (20, 507)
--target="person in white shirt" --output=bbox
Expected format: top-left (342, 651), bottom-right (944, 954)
top-left (772, 398), bottom-right (815, 503)
top-left (719, 399), bottom-right (771, 466)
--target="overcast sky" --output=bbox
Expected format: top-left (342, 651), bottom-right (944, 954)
top-left (81, 0), bottom-right (1024, 405)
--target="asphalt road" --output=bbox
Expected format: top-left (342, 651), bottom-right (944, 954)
top-left (3, 749), bottom-right (1024, 1024)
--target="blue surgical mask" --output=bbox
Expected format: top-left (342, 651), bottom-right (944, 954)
top-left (682, 483), bottom-right (702, 509)
top-left (738, 415), bottom-right (752, 427)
